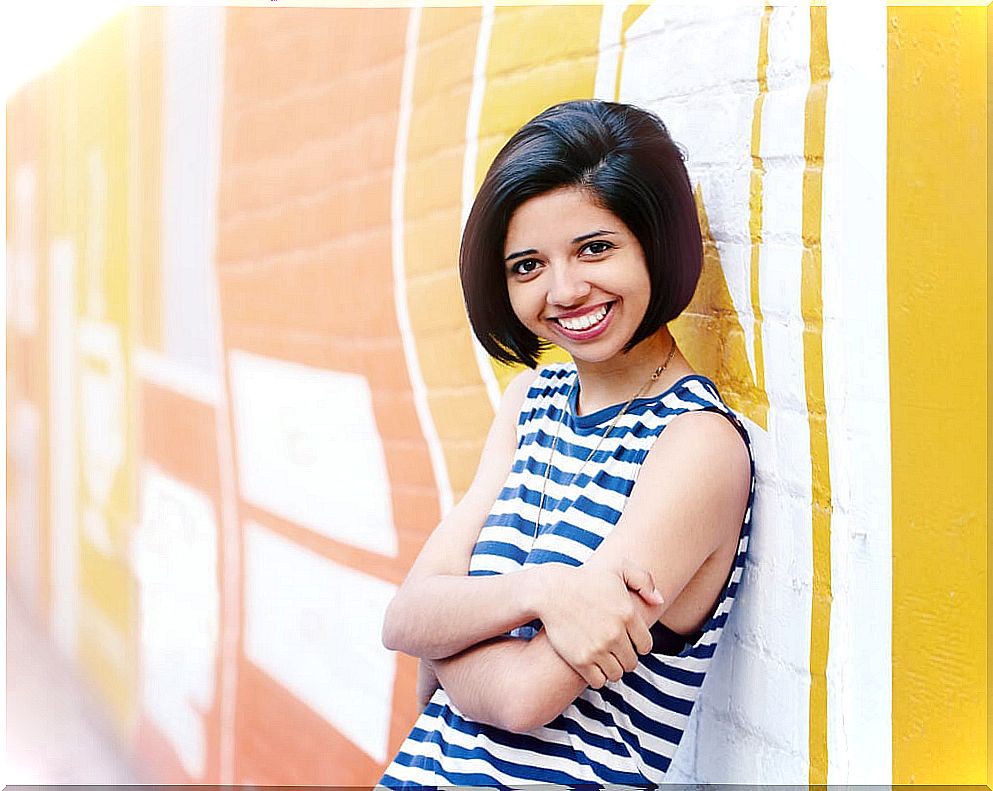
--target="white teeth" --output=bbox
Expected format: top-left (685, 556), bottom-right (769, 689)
top-left (558, 304), bottom-right (609, 331)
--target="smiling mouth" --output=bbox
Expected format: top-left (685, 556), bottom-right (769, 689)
top-left (551, 302), bottom-right (614, 332)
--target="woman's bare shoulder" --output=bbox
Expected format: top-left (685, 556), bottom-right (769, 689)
top-left (648, 407), bottom-right (751, 517)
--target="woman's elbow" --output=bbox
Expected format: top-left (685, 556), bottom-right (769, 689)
top-left (469, 697), bottom-right (538, 735)
top-left (500, 648), bottom-right (582, 732)
top-left (503, 709), bottom-right (541, 735)
top-left (500, 693), bottom-right (563, 735)
top-left (381, 597), bottom-right (404, 651)
top-left (439, 676), bottom-right (542, 734)
top-left (381, 621), bottom-right (396, 652)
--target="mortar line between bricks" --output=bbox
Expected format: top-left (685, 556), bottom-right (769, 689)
top-left (227, 51), bottom-right (406, 117)
top-left (217, 225), bottom-right (393, 272)
top-left (220, 163), bottom-right (394, 223)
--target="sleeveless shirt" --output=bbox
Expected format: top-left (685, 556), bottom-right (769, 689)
top-left (379, 362), bottom-right (755, 787)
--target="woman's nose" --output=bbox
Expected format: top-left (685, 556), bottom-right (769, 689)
top-left (546, 263), bottom-right (591, 307)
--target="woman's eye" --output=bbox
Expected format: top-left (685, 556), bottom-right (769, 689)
top-left (512, 259), bottom-right (541, 276)
top-left (582, 241), bottom-right (612, 256)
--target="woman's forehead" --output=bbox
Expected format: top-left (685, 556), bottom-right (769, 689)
top-left (504, 187), bottom-right (627, 249)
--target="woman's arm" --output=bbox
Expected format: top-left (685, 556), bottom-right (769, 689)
top-left (431, 410), bottom-right (752, 732)
top-left (431, 594), bottom-right (662, 734)
top-left (382, 368), bottom-right (543, 660)
top-left (432, 632), bottom-right (584, 734)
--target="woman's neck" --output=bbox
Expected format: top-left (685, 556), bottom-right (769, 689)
top-left (572, 327), bottom-right (693, 416)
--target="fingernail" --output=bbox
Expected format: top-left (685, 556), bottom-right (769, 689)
top-left (652, 588), bottom-right (664, 604)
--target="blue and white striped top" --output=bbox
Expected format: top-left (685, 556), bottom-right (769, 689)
top-left (380, 362), bottom-right (755, 787)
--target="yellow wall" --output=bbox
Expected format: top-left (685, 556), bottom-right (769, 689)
top-left (888, 6), bottom-right (987, 783)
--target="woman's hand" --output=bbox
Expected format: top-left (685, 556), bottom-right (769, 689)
top-left (533, 561), bottom-right (665, 688)
top-left (416, 659), bottom-right (441, 709)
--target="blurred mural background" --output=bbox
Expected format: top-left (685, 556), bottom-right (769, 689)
top-left (5, 3), bottom-right (987, 786)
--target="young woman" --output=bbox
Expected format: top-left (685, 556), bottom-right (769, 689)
top-left (378, 100), bottom-right (755, 787)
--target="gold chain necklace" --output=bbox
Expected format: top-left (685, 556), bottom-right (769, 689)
top-left (530, 338), bottom-right (678, 548)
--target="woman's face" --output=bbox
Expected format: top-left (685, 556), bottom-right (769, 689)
top-left (503, 186), bottom-right (651, 364)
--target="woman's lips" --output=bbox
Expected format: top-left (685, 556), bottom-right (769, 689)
top-left (550, 302), bottom-right (615, 341)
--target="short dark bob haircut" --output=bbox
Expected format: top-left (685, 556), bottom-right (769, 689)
top-left (460, 99), bottom-right (703, 369)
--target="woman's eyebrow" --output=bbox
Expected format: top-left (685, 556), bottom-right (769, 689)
top-left (504, 229), bottom-right (618, 262)
top-left (573, 229), bottom-right (617, 244)
top-left (504, 247), bottom-right (537, 263)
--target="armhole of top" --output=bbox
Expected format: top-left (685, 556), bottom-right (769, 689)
top-left (514, 367), bottom-right (549, 449)
top-left (683, 400), bottom-right (754, 480)
top-left (650, 402), bottom-right (752, 657)
top-left (699, 402), bottom-right (751, 452)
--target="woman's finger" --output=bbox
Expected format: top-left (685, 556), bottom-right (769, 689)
top-left (620, 565), bottom-right (665, 606)
top-left (614, 636), bottom-right (640, 672)
top-left (585, 663), bottom-right (608, 690)
top-left (629, 620), bottom-right (654, 656)
top-left (598, 652), bottom-right (626, 684)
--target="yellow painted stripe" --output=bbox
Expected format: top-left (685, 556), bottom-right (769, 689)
top-left (70, 12), bottom-right (137, 736)
top-left (672, 185), bottom-right (770, 432)
top-left (801, 6), bottom-right (831, 784)
top-left (747, 7), bottom-right (771, 403)
top-left (404, 7), bottom-right (490, 500)
top-left (888, 6), bottom-right (987, 783)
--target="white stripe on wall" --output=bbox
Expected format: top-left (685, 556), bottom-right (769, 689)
top-left (592, 2), bottom-right (624, 101)
top-left (391, 7), bottom-right (455, 516)
top-left (162, 5), bottom-right (237, 782)
top-left (822, 3), bottom-right (891, 783)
